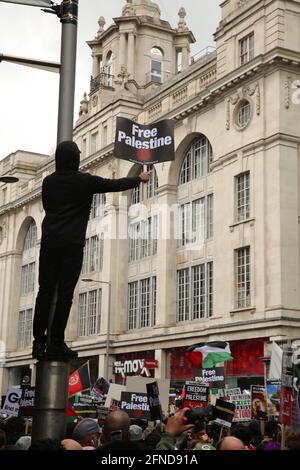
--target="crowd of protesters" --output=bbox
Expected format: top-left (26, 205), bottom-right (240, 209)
top-left (1, 408), bottom-right (300, 451)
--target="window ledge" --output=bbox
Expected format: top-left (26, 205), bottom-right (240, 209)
top-left (229, 217), bottom-right (255, 231)
top-left (230, 307), bottom-right (256, 316)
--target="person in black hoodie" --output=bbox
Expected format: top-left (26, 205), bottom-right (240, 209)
top-left (32, 141), bottom-right (149, 359)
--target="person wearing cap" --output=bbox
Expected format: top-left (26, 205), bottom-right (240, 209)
top-left (129, 424), bottom-right (143, 442)
top-left (32, 141), bottom-right (150, 360)
top-left (72, 418), bottom-right (101, 449)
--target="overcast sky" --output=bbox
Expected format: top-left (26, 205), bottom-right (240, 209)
top-left (0, 0), bottom-right (220, 160)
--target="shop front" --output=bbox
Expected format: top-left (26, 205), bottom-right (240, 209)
top-left (168, 338), bottom-right (266, 394)
top-left (113, 351), bottom-right (158, 384)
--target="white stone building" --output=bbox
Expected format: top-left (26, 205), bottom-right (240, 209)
top-left (1, 0), bottom-right (300, 394)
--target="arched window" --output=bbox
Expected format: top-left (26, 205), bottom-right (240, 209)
top-left (150, 47), bottom-right (164, 83)
top-left (18, 220), bottom-right (37, 349)
top-left (179, 136), bottom-right (213, 185)
top-left (23, 221), bottom-right (37, 251)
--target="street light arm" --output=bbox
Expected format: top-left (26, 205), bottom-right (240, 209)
top-left (0, 53), bottom-right (60, 72)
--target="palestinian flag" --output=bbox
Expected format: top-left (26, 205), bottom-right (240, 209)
top-left (68, 362), bottom-right (91, 397)
top-left (186, 342), bottom-right (233, 369)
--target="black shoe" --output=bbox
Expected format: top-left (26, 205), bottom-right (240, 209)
top-left (46, 342), bottom-right (78, 360)
top-left (32, 341), bottom-right (46, 360)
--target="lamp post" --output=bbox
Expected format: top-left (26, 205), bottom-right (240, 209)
top-left (82, 279), bottom-right (112, 381)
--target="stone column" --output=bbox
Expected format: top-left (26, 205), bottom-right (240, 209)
top-left (182, 46), bottom-right (190, 70)
top-left (119, 33), bottom-right (127, 69)
top-left (154, 349), bottom-right (168, 379)
top-left (0, 366), bottom-right (9, 396)
top-left (154, 185), bottom-right (177, 326)
top-left (127, 32), bottom-right (135, 77)
top-left (98, 354), bottom-right (106, 379)
top-left (92, 55), bottom-right (100, 78)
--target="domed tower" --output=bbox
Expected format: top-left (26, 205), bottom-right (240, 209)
top-left (87, 0), bottom-right (196, 96)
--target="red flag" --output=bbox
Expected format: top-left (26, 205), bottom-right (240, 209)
top-left (186, 351), bottom-right (203, 368)
top-left (66, 403), bottom-right (77, 417)
top-left (68, 362), bottom-right (91, 397)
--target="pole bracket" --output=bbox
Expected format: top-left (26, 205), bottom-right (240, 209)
top-left (55, 0), bottom-right (78, 25)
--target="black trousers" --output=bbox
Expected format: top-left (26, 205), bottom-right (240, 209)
top-left (33, 242), bottom-right (84, 345)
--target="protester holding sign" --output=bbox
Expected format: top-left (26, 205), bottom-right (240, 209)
top-left (32, 141), bottom-right (150, 360)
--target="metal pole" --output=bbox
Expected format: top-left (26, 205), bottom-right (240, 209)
top-left (57, 0), bottom-right (78, 144)
top-left (105, 282), bottom-right (111, 380)
top-left (32, 0), bottom-right (79, 444)
top-left (31, 360), bottom-right (70, 442)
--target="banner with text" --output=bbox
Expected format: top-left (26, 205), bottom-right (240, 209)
top-left (228, 394), bottom-right (251, 422)
top-left (120, 392), bottom-right (150, 420)
top-left (146, 381), bottom-right (163, 421)
top-left (114, 117), bottom-right (174, 165)
top-left (183, 381), bottom-right (209, 408)
top-left (19, 386), bottom-right (35, 417)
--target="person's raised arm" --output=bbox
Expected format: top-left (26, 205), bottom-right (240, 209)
top-left (86, 171), bottom-right (150, 193)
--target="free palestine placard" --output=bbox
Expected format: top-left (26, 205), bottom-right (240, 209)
top-left (114, 117), bottom-right (174, 165)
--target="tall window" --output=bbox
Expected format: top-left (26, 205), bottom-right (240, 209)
top-left (78, 289), bottom-right (101, 337)
top-left (102, 123), bottom-right (108, 146)
top-left (179, 137), bottom-right (213, 185)
top-left (150, 47), bottom-right (163, 83)
top-left (17, 309), bottom-right (33, 349)
top-left (178, 196), bottom-right (213, 247)
top-left (130, 167), bottom-right (158, 205)
top-left (90, 193), bottom-right (106, 220)
top-left (236, 172), bottom-right (250, 221)
top-left (237, 100), bottom-right (251, 128)
top-left (177, 263), bottom-right (213, 321)
top-left (20, 262), bottom-right (35, 296)
top-left (82, 137), bottom-right (87, 158)
top-left (147, 166), bottom-right (158, 199)
top-left (240, 33), bottom-right (254, 65)
top-left (235, 247), bottom-right (251, 308)
top-left (129, 216), bottom-right (158, 262)
top-left (82, 235), bottom-right (103, 274)
top-left (90, 131), bottom-right (98, 155)
top-left (128, 277), bottom-right (156, 330)
top-left (207, 194), bottom-right (214, 239)
top-left (23, 221), bottom-right (37, 251)
top-left (131, 185), bottom-right (142, 206)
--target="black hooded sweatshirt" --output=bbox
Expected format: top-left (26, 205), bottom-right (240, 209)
top-left (41, 141), bottom-right (140, 246)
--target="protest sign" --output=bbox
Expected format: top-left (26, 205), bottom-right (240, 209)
top-left (251, 385), bottom-right (268, 421)
top-left (266, 380), bottom-right (281, 417)
top-left (126, 377), bottom-right (170, 413)
top-left (91, 377), bottom-right (110, 400)
top-left (282, 346), bottom-right (293, 388)
top-left (114, 117), bottom-right (174, 164)
top-left (1, 388), bottom-right (22, 417)
top-left (146, 381), bottom-right (163, 421)
top-left (280, 387), bottom-right (293, 426)
top-left (195, 367), bottom-right (225, 389)
top-left (183, 382), bottom-right (209, 408)
top-left (104, 384), bottom-right (126, 408)
top-left (291, 397), bottom-right (300, 433)
top-left (19, 386), bottom-right (35, 417)
top-left (214, 399), bottom-right (236, 428)
top-left (228, 394), bottom-right (251, 422)
top-left (120, 392), bottom-right (150, 420)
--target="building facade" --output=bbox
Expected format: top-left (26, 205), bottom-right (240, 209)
top-left (1, 0), bottom-right (300, 394)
